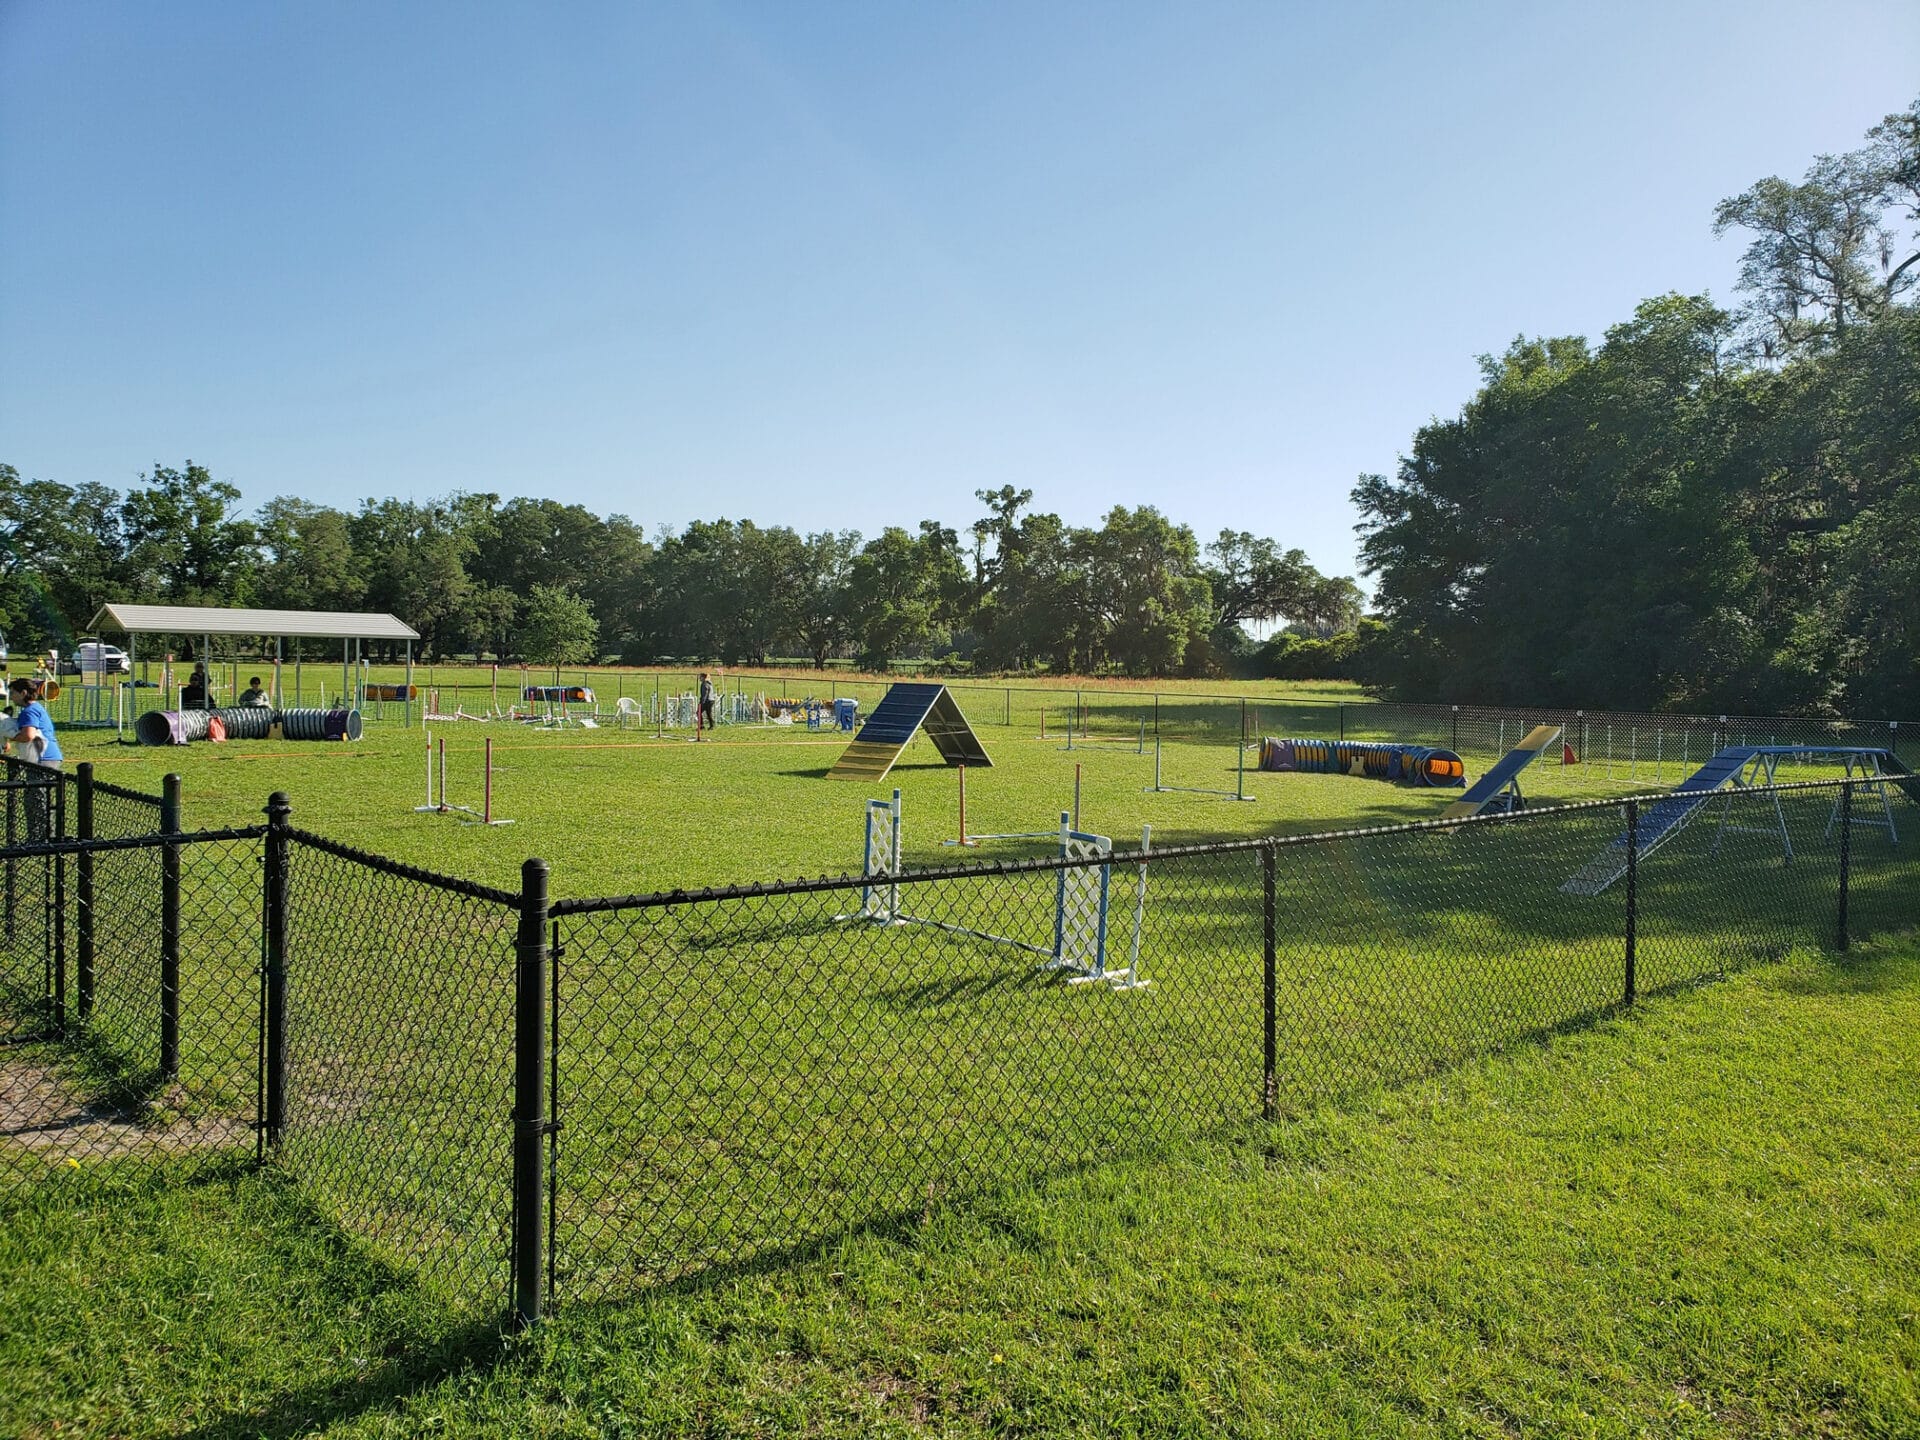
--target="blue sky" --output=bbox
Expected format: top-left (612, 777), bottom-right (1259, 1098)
top-left (3, 3), bottom-right (1915, 584)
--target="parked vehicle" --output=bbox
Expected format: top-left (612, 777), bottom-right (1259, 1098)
top-left (60, 640), bottom-right (132, 676)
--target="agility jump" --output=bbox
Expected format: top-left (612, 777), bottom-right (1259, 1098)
top-left (412, 731), bottom-right (513, 825)
top-left (842, 789), bottom-right (1149, 988)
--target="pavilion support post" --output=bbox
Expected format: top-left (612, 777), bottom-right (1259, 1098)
top-left (405, 639), bottom-right (414, 728)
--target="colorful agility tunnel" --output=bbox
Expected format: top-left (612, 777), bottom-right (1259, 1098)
top-left (1259, 737), bottom-right (1467, 788)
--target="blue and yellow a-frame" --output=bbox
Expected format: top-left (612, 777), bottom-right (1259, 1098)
top-left (826, 683), bottom-right (992, 782)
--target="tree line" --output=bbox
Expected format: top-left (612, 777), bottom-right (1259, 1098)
top-left (0, 467), bottom-right (1361, 674)
top-left (1354, 98), bottom-right (1920, 717)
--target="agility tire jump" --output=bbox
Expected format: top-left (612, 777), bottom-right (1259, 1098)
top-left (840, 789), bottom-right (1149, 988)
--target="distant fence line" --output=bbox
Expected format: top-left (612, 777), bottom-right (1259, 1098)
top-left (2, 757), bottom-right (1915, 1328)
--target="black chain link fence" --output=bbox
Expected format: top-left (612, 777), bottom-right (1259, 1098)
top-left (4, 765), bottom-right (1916, 1325)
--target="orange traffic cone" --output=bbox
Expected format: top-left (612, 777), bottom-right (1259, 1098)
top-left (1562, 741), bottom-right (1579, 765)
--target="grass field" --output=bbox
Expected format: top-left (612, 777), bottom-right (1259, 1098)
top-left (45, 672), bottom-right (1867, 899)
top-left (7, 677), bottom-right (1915, 1436)
top-left (6, 938), bottom-right (1917, 1437)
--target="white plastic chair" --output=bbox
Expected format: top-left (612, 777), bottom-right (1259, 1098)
top-left (615, 696), bottom-right (643, 729)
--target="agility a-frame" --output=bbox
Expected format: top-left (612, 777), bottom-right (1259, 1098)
top-left (826, 683), bottom-right (991, 783)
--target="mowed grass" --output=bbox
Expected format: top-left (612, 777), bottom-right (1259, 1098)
top-left (31, 699), bottom-right (1906, 1312)
top-left (5, 939), bottom-right (1918, 1438)
top-left (50, 686), bottom-right (1825, 900)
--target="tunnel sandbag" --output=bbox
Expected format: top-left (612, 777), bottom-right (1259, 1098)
top-left (277, 707), bottom-right (362, 741)
top-left (135, 709), bottom-right (212, 746)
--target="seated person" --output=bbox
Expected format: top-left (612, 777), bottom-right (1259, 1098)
top-left (181, 665), bottom-right (209, 710)
top-left (237, 676), bottom-right (272, 707)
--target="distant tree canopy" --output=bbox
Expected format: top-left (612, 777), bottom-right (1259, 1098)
top-left (0, 464), bottom-right (1352, 675)
top-left (1353, 97), bottom-right (1920, 716)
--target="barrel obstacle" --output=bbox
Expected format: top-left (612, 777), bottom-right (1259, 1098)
top-left (841, 788), bottom-right (1149, 988)
top-left (1259, 737), bottom-right (1467, 788)
top-left (134, 707), bottom-right (363, 746)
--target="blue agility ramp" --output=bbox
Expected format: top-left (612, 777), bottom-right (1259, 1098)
top-left (826, 682), bottom-right (992, 782)
top-left (1561, 745), bottom-right (1907, 896)
top-left (1439, 725), bottom-right (1564, 819)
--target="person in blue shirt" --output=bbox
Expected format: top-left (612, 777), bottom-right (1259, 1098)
top-left (9, 676), bottom-right (61, 767)
top-left (8, 675), bottom-right (63, 842)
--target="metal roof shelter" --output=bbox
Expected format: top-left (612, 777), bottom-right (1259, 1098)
top-left (87, 603), bottom-right (422, 730)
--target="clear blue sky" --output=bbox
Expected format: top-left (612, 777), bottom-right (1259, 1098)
top-left (3, 3), bottom-right (1915, 584)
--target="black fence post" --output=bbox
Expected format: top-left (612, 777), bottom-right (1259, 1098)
top-left (5, 760), bottom-right (17, 947)
top-left (76, 763), bottom-right (94, 1020)
top-left (51, 775), bottom-right (66, 1032)
top-left (262, 792), bottom-right (291, 1151)
top-left (1624, 799), bottom-right (1638, 1005)
top-left (1262, 842), bottom-right (1277, 1121)
top-left (1837, 781), bottom-right (1853, 953)
top-left (160, 772), bottom-right (182, 1079)
top-left (513, 858), bottom-right (551, 1326)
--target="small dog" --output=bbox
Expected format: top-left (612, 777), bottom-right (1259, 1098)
top-left (0, 711), bottom-right (43, 763)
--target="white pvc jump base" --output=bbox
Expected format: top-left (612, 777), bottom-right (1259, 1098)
top-left (842, 788), bottom-right (1149, 988)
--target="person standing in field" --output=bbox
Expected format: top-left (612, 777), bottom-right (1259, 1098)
top-left (698, 671), bottom-right (717, 733)
top-left (7, 676), bottom-right (63, 841)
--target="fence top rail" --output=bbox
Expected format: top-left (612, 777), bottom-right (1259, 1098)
top-left (0, 776), bottom-right (60, 791)
top-left (87, 775), bottom-right (166, 806)
top-left (0, 823), bottom-right (267, 860)
top-left (286, 826), bottom-right (524, 910)
top-left (550, 773), bottom-right (1886, 916)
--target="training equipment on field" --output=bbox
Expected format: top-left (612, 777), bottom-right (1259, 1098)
top-left (133, 706), bottom-right (361, 746)
top-left (826, 683), bottom-right (992, 782)
top-left (1259, 737), bottom-right (1466, 787)
top-left (412, 731), bottom-right (512, 825)
top-left (1438, 725), bottom-right (1564, 819)
top-left (1145, 733), bottom-right (1256, 801)
top-left (1560, 745), bottom-right (1912, 896)
top-left (843, 789), bottom-right (1149, 987)
top-left (944, 763), bottom-right (1085, 846)
top-left (807, 697), bottom-right (859, 732)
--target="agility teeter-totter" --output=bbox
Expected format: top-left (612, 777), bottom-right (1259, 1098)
top-left (826, 683), bottom-right (991, 782)
top-left (1259, 738), bottom-right (1466, 788)
top-left (1436, 725), bottom-right (1565, 819)
top-left (841, 789), bottom-right (1149, 988)
top-left (1560, 745), bottom-right (1913, 896)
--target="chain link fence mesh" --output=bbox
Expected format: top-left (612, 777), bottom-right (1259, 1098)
top-left (277, 832), bottom-right (520, 1312)
top-left (4, 763), bottom-right (1916, 1321)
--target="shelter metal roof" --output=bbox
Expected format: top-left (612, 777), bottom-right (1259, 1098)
top-left (88, 604), bottom-right (420, 642)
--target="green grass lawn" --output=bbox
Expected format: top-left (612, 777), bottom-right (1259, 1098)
top-left (6, 938), bottom-right (1917, 1437)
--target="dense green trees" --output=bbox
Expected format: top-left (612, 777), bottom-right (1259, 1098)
top-left (0, 464), bottom-right (1348, 674)
top-left (1355, 98), bottom-right (1920, 715)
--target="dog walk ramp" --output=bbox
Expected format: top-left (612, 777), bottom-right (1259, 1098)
top-left (826, 683), bottom-right (992, 782)
top-left (1560, 746), bottom-right (1758, 896)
